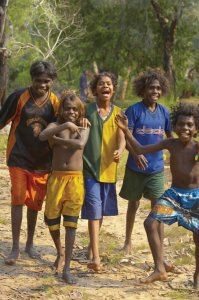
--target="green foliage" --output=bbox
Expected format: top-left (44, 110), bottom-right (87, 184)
top-left (4, 0), bottom-right (199, 99)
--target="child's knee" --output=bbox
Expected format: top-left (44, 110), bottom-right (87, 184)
top-left (144, 217), bottom-right (158, 232)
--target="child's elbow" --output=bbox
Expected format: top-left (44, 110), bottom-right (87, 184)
top-left (39, 133), bottom-right (46, 141)
top-left (78, 142), bottom-right (84, 150)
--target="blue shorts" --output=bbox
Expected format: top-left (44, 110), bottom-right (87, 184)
top-left (81, 178), bottom-right (118, 220)
top-left (150, 187), bottom-right (199, 234)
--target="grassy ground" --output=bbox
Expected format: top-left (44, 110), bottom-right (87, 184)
top-left (0, 134), bottom-right (7, 154)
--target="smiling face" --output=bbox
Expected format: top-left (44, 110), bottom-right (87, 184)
top-left (31, 74), bottom-right (53, 98)
top-left (61, 100), bottom-right (80, 124)
top-left (143, 79), bottom-right (162, 107)
top-left (175, 115), bottom-right (197, 143)
top-left (95, 75), bottom-right (114, 102)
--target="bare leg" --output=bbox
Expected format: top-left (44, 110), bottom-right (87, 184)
top-left (25, 207), bottom-right (40, 258)
top-left (87, 219), bottom-right (103, 260)
top-left (87, 219), bottom-right (101, 271)
top-left (141, 216), bottom-right (167, 283)
top-left (193, 233), bottom-right (199, 289)
top-left (62, 227), bottom-right (76, 284)
top-left (5, 205), bottom-right (22, 265)
top-left (49, 229), bottom-right (64, 273)
top-left (151, 200), bottom-right (174, 272)
top-left (121, 200), bottom-right (140, 255)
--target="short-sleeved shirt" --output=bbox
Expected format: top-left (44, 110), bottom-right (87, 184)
top-left (0, 88), bottom-right (59, 173)
top-left (83, 102), bottom-right (121, 183)
top-left (126, 101), bottom-right (172, 174)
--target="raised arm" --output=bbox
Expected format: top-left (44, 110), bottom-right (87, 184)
top-left (39, 122), bottom-right (79, 141)
top-left (115, 114), bottom-right (168, 154)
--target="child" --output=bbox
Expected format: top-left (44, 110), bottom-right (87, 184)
top-left (81, 72), bottom-right (126, 271)
top-left (115, 102), bottom-right (199, 288)
top-left (0, 60), bottom-right (59, 265)
top-left (39, 90), bottom-right (90, 284)
top-left (119, 68), bottom-right (172, 257)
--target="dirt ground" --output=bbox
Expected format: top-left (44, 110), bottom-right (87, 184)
top-left (0, 151), bottom-right (199, 300)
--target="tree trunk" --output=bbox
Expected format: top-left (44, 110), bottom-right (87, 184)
top-left (116, 67), bottom-right (131, 102)
top-left (0, 0), bottom-right (8, 107)
top-left (151, 0), bottom-right (182, 98)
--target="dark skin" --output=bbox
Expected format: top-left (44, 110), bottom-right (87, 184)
top-left (115, 113), bottom-right (199, 288)
top-left (121, 80), bottom-right (172, 257)
top-left (39, 100), bottom-right (90, 284)
top-left (2, 73), bottom-right (54, 265)
top-left (86, 75), bottom-right (126, 271)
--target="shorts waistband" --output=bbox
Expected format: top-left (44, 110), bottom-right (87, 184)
top-left (51, 170), bottom-right (83, 176)
top-left (171, 187), bottom-right (199, 194)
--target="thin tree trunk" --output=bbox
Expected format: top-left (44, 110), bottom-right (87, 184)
top-left (0, 0), bottom-right (9, 107)
top-left (151, 0), bottom-right (182, 97)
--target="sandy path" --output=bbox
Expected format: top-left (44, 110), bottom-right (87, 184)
top-left (0, 154), bottom-right (199, 300)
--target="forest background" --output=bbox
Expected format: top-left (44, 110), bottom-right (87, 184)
top-left (0, 0), bottom-right (199, 107)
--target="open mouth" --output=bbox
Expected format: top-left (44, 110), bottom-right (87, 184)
top-left (102, 90), bottom-right (110, 96)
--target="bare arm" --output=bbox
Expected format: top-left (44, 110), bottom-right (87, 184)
top-left (126, 139), bottom-right (148, 170)
top-left (113, 128), bottom-right (126, 163)
top-left (52, 127), bottom-right (90, 150)
top-left (39, 122), bottom-right (79, 141)
top-left (115, 114), bottom-right (170, 155)
top-left (165, 131), bottom-right (173, 138)
top-left (125, 127), bottom-right (168, 154)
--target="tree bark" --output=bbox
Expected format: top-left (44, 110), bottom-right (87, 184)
top-left (0, 0), bottom-right (8, 107)
top-left (151, 0), bottom-right (182, 96)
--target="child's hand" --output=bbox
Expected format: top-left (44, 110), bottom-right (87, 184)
top-left (66, 122), bottom-right (80, 134)
top-left (113, 149), bottom-right (122, 163)
top-left (135, 155), bottom-right (148, 170)
top-left (115, 114), bottom-right (128, 131)
top-left (79, 118), bottom-right (91, 128)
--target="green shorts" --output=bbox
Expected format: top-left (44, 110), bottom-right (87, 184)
top-left (119, 167), bottom-right (164, 202)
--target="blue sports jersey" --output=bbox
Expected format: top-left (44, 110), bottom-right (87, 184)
top-left (126, 101), bottom-right (172, 174)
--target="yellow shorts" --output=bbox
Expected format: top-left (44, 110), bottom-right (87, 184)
top-left (44, 171), bottom-right (84, 230)
top-left (9, 167), bottom-right (48, 211)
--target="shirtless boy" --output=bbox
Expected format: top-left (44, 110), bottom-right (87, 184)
top-left (39, 90), bottom-right (90, 284)
top-left (115, 102), bottom-right (199, 289)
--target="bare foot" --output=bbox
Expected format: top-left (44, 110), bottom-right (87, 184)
top-left (120, 243), bottom-right (132, 255)
top-left (62, 270), bottom-right (77, 284)
top-left (164, 260), bottom-right (175, 273)
top-left (25, 245), bottom-right (40, 259)
top-left (194, 271), bottom-right (199, 289)
top-left (5, 249), bottom-right (20, 265)
top-left (86, 244), bottom-right (93, 260)
top-left (140, 271), bottom-right (167, 284)
top-left (87, 258), bottom-right (101, 272)
top-left (53, 254), bottom-right (64, 273)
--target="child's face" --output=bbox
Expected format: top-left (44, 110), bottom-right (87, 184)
top-left (175, 115), bottom-right (197, 142)
top-left (143, 80), bottom-right (162, 105)
top-left (62, 100), bottom-right (79, 123)
top-left (95, 76), bottom-right (114, 102)
top-left (31, 74), bottom-right (53, 97)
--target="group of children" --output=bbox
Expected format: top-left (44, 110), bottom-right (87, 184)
top-left (0, 60), bottom-right (199, 289)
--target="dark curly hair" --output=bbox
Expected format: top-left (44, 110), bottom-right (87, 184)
top-left (133, 68), bottom-right (169, 97)
top-left (57, 90), bottom-right (85, 125)
top-left (170, 102), bottom-right (199, 132)
top-left (90, 72), bottom-right (117, 96)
